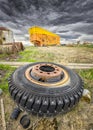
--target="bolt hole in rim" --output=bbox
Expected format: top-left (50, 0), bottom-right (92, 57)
top-left (40, 71), bottom-right (43, 73)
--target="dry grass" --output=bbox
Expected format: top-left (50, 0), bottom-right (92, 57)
top-left (18, 46), bottom-right (93, 63)
top-left (0, 46), bottom-right (93, 64)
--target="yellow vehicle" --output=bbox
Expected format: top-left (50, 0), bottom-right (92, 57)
top-left (29, 26), bottom-right (60, 46)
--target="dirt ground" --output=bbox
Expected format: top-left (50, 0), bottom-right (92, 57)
top-left (0, 46), bottom-right (93, 130)
top-left (0, 93), bottom-right (93, 130)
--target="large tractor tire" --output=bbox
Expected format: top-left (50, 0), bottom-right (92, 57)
top-left (8, 62), bottom-right (84, 116)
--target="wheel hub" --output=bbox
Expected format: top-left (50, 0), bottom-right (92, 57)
top-left (25, 63), bottom-right (69, 87)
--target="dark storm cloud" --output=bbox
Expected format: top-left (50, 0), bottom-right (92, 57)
top-left (0, 0), bottom-right (93, 44)
top-left (58, 34), bottom-right (81, 40)
top-left (73, 23), bottom-right (93, 35)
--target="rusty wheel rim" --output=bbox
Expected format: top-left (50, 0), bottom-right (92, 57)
top-left (25, 63), bottom-right (69, 87)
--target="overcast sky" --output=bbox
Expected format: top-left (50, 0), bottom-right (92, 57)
top-left (0, 0), bottom-right (93, 45)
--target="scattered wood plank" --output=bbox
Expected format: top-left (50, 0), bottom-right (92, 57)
top-left (1, 99), bottom-right (6, 130)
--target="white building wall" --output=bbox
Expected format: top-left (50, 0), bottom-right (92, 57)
top-left (1, 30), bottom-right (14, 44)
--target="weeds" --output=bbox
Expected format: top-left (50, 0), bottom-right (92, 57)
top-left (0, 64), bottom-right (16, 92)
top-left (76, 69), bottom-right (93, 90)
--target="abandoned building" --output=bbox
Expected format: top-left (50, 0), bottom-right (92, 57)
top-left (0, 27), bottom-right (14, 45)
top-left (0, 27), bottom-right (24, 54)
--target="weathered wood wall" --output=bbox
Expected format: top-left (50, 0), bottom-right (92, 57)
top-left (0, 42), bottom-right (24, 54)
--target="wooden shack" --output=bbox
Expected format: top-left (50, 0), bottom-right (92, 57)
top-left (0, 27), bottom-right (24, 54)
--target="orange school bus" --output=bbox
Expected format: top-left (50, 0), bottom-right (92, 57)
top-left (29, 26), bottom-right (60, 46)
